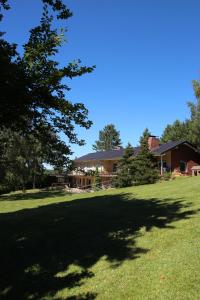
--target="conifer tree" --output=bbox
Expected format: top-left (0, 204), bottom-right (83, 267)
top-left (93, 124), bottom-right (121, 151)
top-left (115, 143), bottom-right (134, 187)
top-left (92, 167), bottom-right (101, 190)
top-left (132, 129), bottom-right (159, 185)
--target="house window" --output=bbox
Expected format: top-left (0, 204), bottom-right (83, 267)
top-left (158, 160), bottom-right (168, 172)
top-left (180, 160), bottom-right (187, 172)
top-left (163, 161), bottom-right (167, 168)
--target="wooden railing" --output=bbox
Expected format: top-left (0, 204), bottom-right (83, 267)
top-left (68, 171), bottom-right (117, 177)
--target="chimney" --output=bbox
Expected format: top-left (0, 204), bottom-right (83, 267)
top-left (148, 135), bottom-right (160, 150)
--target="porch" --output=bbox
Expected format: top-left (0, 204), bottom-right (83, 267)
top-left (67, 173), bottom-right (116, 189)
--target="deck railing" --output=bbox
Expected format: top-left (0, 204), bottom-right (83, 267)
top-left (68, 171), bottom-right (117, 177)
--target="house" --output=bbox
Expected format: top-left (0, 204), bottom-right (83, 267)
top-left (67, 136), bottom-right (200, 188)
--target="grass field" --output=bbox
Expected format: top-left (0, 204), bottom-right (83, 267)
top-left (1, 177), bottom-right (200, 300)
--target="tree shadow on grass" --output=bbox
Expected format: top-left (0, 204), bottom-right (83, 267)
top-left (0, 189), bottom-right (70, 201)
top-left (0, 192), bottom-right (197, 299)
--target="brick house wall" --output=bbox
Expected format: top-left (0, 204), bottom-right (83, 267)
top-left (171, 144), bottom-right (200, 175)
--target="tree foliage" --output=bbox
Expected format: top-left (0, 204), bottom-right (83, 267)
top-left (161, 79), bottom-right (200, 150)
top-left (0, 3), bottom-right (94, 140)
top-left (0, 129), bottom-right (44, 191)
top-left (92, 167), bottom-right (101, 190)
top-left (187, 80), bottom-right (200, 150)
top-left (161, 120), bottom-right (190, 143)
top-left (93, 124), bottom-right (121, 151)
top-left (0, 0), bottom-right (71, 21)
top-left (132, 129), bottom-right (159, 185)
top-left (115, 143), bottom-right (134, 187)
top-left (0, 0), bottom-right (95, 189)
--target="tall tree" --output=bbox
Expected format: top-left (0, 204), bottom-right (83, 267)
top-left (188, 80), bottom-right (200, 150)
top-left (115, 143), bottom-right (134, 187)
top-left (132, 129), bottom-right (159, 185)
top-left (0, 129), bottom-right (45, 191)
top-left (93, 124), bottom-right (121, 151)
top-left (0, 1), bottom-right (95, 170)
top-left (161, 120), bottom-right (190, 143)
top-left (92, 167), bottom-right (101, 191)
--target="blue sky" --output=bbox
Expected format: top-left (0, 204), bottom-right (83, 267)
top-left (2, 0), bottom-right (200, 157)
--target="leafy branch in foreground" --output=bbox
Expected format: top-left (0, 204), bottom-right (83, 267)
top-left (0, 1), bottom-right (95, 172)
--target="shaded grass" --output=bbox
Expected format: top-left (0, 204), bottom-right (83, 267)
top-left (0, 177), bottom-right (200, 299)
top-left (0, 188), bottom-right (70, 201)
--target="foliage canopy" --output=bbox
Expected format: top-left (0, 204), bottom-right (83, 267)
top-left (93, 124), bottom-right (121, 151)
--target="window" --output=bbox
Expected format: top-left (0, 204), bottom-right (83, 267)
top-left (162, 161), bottom-right (167, 168)
top-left (158, 161), bottom-right (168, 172)
top-left (179, 161), bottom-right (187, 172)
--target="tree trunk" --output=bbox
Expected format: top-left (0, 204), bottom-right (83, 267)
top-left (32, 165), bottom-right (36, 189)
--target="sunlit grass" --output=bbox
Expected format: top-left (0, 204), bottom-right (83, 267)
top-left (0, 176), bottom-right (200, 299)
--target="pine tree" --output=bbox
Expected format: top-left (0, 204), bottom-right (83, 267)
top-left (132, 129), bottom-right (159, 185)
top-left (115, 143), bottom-right (134, 187)
top-left (92, 124), bottom-right (121, 151)
top-left (92, 167), bottom-right (101, 190)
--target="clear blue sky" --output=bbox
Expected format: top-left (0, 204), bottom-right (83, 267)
top-left (2, 0), bottom-right (200, 157)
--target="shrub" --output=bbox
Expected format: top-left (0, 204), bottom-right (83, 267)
top-left (162, 172), bottom-right (172, 181)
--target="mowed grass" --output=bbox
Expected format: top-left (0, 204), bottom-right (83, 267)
top-left (1, 177), bottom-right (200, 300)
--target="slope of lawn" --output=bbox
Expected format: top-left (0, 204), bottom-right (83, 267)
top-left (1, 176), bottom-right (200, 300)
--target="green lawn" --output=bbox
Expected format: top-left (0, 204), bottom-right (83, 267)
top-left (1, 177), bottom-right (200, 300)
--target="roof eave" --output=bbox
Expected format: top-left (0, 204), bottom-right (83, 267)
top-left (75, 157), bottom-right (122, 162)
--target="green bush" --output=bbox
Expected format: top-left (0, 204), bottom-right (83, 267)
top-left (162, 172), bottom-right (172, 181)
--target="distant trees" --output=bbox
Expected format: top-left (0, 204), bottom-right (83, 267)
top-left (161, 120), bottom-right (190, 143)
top-left (161, 79), bottom-right (200, 150)
top-left (93, 124), bottom-right (121, 151)
top-left (187, 80), bottom-right (200, 150)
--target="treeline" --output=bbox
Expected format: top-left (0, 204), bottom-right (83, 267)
top-left (161, 81), bottom-right (200, 150)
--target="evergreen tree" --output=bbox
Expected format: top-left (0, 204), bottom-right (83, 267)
top-left (132, 129), bottom-right (159, 185)
top-left (161, 120), bottom-right (190, 143)
top-left (92, 167), bottom-right (101, 190)
top-left (188, 80), bottom-right (200, 150)
top-left (93, 124), bottom-right (121, 151)
top-left (115, 143), bottom-right (134, 187)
